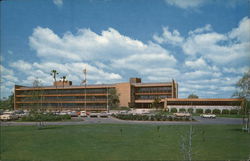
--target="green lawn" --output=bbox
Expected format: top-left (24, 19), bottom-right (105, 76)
top-left (1, 124), bottom-right (249, 160)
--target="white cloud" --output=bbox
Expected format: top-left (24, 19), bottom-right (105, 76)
top-left (183, 70), bottom-right (222, 79)
top-left (153, 27), bottom-right (184, 45)
top-left (53, 0), bottom-right (63, 7)
top-left (223, 66), bottom-right (250, 74)
top-left (29, 27), bottom-right (172, 64)
top-left (10, 61), bottom-right (122, 86)
top-left (229, 16), bottom-right (250, 42)
top-left (10, 60), bottom-right (32, 72)
top-left (165, 0), bottom-right (206, 9)
top-left (188, 24), bottom-right (212, 35)
top-left (0, 65), bottom-right (19, 99)
top-left (185, 57), bottom-right (208, 69)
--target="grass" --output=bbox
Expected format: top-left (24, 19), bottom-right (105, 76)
top-left (0, 124), bottom-right (250, 160)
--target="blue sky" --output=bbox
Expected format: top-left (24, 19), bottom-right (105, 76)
top-left (1, 0), bottom-right (250, 99)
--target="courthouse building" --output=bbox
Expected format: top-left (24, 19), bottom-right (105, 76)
top-left (14, 77), bottom-right (242, 112)
top-left (14, 78), bottom-right (178, 111)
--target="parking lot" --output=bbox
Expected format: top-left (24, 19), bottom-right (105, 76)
top-left (0, 115), bottom-right (243, 126)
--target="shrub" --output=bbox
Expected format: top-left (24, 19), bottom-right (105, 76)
top-left (230, 109), bottom-right (239, 115)
top-left (222, 109), bottom-right (229, 114)
top-left (170, 108), bottom-right (177, 113)
top-left (21, 113), bottom-right (71, 121)
top-left (212, 109), bottom-right (221, 114)
top-left (196, 109), bottom-right (203, 114)
top-left (179, 108), bottom-right (186, 112)
top-left (188, 108), bottom-right (194, 113)
top-left (168, 116), bottom-right (173, 121)
top-left (205, 109), bottom-right (211, 113)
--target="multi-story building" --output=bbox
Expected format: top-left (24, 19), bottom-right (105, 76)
top-left (14, 78), bottom-right (178, 111)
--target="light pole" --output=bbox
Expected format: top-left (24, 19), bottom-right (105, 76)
top-left (107, 87), bottom-right (109, 113)
top-left (83, 68), bottom-right (87, 112)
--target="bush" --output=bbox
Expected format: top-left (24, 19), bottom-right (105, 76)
top-left (179, 108), bottom-right (186, 112)
top-left (205, 109), bottom-right (211, 114)
top-left (170, 108), bottom-right (177, 113)
top-left (21, 113), bottom-right (71, 121)
top-left (188, 108), bottom-right (194, 113)
top-left (212, 109), bottom-right (221, 114)
top-left (196, 109), bottom-right (203, 114)
top-left (222, 109), bottom-right (229, 114)
top-left (230, 109), bottom-right (239, 115)
top-left (168, 116), bottom-right (173, 121)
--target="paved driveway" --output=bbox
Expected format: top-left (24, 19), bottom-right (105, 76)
top-left (0, 116), bottom-right (243, 126)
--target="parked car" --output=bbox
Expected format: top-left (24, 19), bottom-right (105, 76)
top-left (89, 112), bottom-right (99, 117)
top-left (173, 112), bottom-right (191, 117)
top-left (200, 113), bottom-right (216, 118)
top-left (0, 111), bottom-right (18, 121)
top-left (59, 111), bottom-right (68, 115)
top-left (99, 112), bottom-right (109, 118)
top-left (80, 111), bottom-right (87, 117)
top-left (0, 114), bottom-right (15, 121)
top-left (68, 111), bottom-right (78, 117)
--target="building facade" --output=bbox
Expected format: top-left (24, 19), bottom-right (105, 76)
top-left (14, 78), bottom-right (178, 111)
top-left (163, 98), bottom-right (243, 113)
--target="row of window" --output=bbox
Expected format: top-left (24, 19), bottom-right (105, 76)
top-left (17, 96), bottom-right (107, 102)
top-left (135, 87), bottom-right (172, 93)
top-left (135, 95), bottom-right (171, 100)
top-left (18, 103), bottom-right (107, 108)
top-left (16, 88), bottom-right (112, 95)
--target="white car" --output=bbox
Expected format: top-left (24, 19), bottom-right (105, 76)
top-left (99, 112), bottom-right (109, 117)
top-left (200, 113), bottom-right (216, 118)
top-left (174, 112), bottom-right (191, 117)
top-left (0, 114), bottom-right (18, 121)
top-left (80, 111), bottom-right (87, 117)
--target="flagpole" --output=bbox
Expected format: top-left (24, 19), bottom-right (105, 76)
top-left (84, 67), bottom-right (87, 112)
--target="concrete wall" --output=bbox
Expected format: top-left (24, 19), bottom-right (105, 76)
top-left (115, 83), bottom-right (131, 107)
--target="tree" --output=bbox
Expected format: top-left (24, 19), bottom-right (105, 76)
top-left (152, 97), bottom-right (161, 109)
top-left (0, 93), bottom-right (14, 110)
top-left (188, 93), bottom-right (199, 99)
top-left (233, 69), bottom-right (250, 132)
top-left (108, 88), bottom-right (120, 109)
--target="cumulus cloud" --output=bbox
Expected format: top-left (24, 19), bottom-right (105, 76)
top-left (29, 27), bottom-right (170, 64)
top-left (10, 61), bottom-right (122, 86)
top-left (165, 0), bottom-right (207, 9)
top-left (2, 17), bottom-right (249, 99)
top-left (229, 16), bottom-right (250, 42)
top-left (153, 27), bottom-right (184, 45)
top-left (53, 0), bottom-right (63, 7)
top-left (27, 26), bottom-right (178, 85)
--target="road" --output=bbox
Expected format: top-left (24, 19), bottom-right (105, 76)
top-left (0, 116), bottom-right (243, 126)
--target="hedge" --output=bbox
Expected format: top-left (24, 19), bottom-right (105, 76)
top-left (170, 108), bottom-right (177, 113)
top-left (196, 109), bottom-right (203, 114)
top-left (21, 113), bottom-right (71, 121)
top-left (230, 109), bottom-right (239, 115)
top-left (212, 109), bottom-right (221, 114)
top-left (113, 114), bottom-right (192, 121)
top-left (222, 109), bottom-right (229, 114)
top-left (188, 108), bottom-right (194, 113)
top-left (179, 108), bottom-right (186, 112)
top-left (205, 109), bottom-right (211, 114)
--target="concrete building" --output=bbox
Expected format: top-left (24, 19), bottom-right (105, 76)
top-left (14, 78), bottom-right (178, 111)
top-left (14, 77), bottom-right (243, 112)
top-left (164, 98), bottom-right (243, 113)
